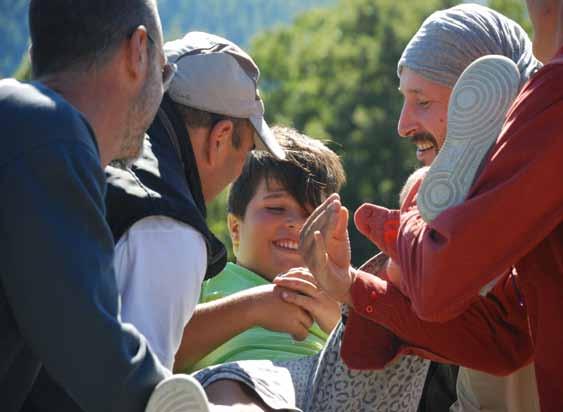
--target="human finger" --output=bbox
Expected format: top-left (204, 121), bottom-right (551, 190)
top-left (300, 193), bottom-right (340, 239)
top-left (300, 199), bottom-right (343, 261)
top-left (306, 230), bottom-right (329, 279)
top-left (281, 290), bottom-right (318, 315)
top-left (291, 309), bottom-right (314, 341)
top-left (276, 268), bottom-right (317, 285)
top-left (300, 208), bottom-right (331, 255)
top-left (274, 276), bottom-right (320, 297)
top-left (333, 206), bottom-right (349, 241)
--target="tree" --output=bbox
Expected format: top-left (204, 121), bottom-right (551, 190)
top-left (0, 0), bottom-right (29, 78)
top-left (8, 0), bottom-right (534, 264)
top-left (250, 0), bottom-right (456, 264)
top-left (5, 0), bottom-right (335, 79)
top-left (245, 0), bottom-right (534, 265)
top-left (489, 0), bottom-right (532, 35)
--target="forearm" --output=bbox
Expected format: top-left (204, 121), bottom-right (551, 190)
top-left (174, 291), bottom-right (259, 372)
top-left (398, 101), bottom-right (563, 321)
top-left (347, 270), bottom-right (532, 374)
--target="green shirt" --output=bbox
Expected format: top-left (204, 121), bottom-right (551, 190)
top-left (189, 262), bottom-right (328, 372)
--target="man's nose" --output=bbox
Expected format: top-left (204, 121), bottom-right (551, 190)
top-left (397, 104), bottom-right (418, 138)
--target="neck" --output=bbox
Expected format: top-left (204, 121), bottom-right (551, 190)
top-left (40, 68), bottom-right (128, 168)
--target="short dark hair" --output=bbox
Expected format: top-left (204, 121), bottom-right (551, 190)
top-left (29, 0), bottom-right (157, 77)
top-left (228, 125), bottom-right (346, 218)
top-left (175, 104), bottom-right (244, 148)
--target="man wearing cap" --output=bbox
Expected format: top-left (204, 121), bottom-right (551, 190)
top-left (105, 31), bottom-right (284, 372)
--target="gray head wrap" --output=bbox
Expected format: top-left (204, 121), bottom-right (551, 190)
top-left (398, 3), bottom-right (541, 87)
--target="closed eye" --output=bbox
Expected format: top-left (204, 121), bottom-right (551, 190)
top-left (266, 206), bottom-right (285, 213)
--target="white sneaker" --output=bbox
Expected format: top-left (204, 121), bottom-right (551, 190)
top-left (417, 55), bottom-right (521, 223)
top-left (145, 374), bottom-right (210, 412)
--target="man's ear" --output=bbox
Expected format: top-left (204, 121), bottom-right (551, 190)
top-left (206, 119), bottom-right (234, 167)
top-left (227, 213), bottom-right (241, 255)
top-left (124, 25), bottom-right (150, 82)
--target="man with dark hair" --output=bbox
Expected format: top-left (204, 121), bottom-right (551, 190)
top-left (0, 1), bottom-right (207, 411)
top-left (104, 31), bottom-right (284, 376)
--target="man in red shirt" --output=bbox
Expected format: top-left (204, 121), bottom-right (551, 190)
top-left (297, 1), bottom-right (563, 410)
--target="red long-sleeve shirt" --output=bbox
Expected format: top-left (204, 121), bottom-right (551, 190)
top-left (397, 48), bottom-right (563, 411)
top-left (341, 269), bottom-right (533, 375)
top-left (342, 50), bottom-right (563, 411)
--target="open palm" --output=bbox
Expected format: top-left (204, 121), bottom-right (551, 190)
top-left (299, 194), bottom-right (354, 304)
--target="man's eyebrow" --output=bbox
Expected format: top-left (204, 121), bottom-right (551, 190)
top-left (398, 86), bottom-right (424, 95)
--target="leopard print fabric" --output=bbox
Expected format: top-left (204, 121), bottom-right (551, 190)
top-left (194, 253), bottom-right (429, 411)
top-left (194, 317), bottom-right (429, 411)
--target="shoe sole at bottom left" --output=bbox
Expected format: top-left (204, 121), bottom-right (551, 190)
top-left (145, 374), bottom-right (211, 412)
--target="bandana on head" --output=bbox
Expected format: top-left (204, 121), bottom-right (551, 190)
top-left (397, 3), bottom-right (541, 88)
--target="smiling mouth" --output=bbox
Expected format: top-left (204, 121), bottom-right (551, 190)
top-left (415, 141), bottom-right (435, 153)
top-left (410, 133), bottom-right (438, 154)
top-left (273, 240), bottom-right (299, 251)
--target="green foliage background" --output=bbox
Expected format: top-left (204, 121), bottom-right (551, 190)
top-left (238, 0), bottom-right (531, 265)
top-left (4, 0), bottom-right (531, 264)
top-left (0, 0), bottom-right (334, 78)
top-left (0, 0), bottom-right (29, 79)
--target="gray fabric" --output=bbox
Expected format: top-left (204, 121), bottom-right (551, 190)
top-left (194, 321), bottom-right (430, 411)
top-left (398, 3), bottom-right (541, 88)
top-left (164, 31), bottom-right (285, 159)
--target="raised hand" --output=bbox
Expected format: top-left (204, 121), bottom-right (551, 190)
top-left (298, 194), bottom-right (355, 305)
top-left (273, 268), bottom-right (341, 334)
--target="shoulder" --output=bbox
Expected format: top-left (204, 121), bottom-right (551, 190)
top-left (0, 80), bottom-right (98, 166)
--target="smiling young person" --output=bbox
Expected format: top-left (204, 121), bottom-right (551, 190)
top-left (180, 127), bottom-right (431, 412)
top-left (175, 126), bottom-right (345, 373)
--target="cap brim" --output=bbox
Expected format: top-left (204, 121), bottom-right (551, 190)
top-left (249, 116), bottom-right (285, 160)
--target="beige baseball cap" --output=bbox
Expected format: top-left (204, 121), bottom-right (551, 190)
top-left (164, 31), bottom-right (285, 160)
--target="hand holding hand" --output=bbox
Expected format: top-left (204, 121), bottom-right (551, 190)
top-left (274, 268), bottom-right (341, 334)
top-left (246, 284), bottom-right (314, 341)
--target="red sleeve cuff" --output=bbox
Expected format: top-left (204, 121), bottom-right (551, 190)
top-left (340, 270), bottom-right (400, 369)
top-left (350, 269), bottom-right (388, 317)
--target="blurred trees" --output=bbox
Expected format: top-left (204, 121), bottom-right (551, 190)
top-left (211, 0), bottom-right (531, 265)
top-left (4, 0), bottom-right (534, 264)
top-left (159, 0), bottom-right (334, 45)
top-left (0, 0), bottom-right (29, 78)
top-left (248, 0), bottom-right (457, 264)
top-left (3, 0), bottom-right (334, 79)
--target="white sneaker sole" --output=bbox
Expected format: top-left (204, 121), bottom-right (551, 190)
top-left (145, 375), bottom-right (210, 412)
top-left (417, 55), bottom-right (520, 222)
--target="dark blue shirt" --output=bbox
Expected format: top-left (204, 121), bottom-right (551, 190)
top-left (0, 80), bottom-right (166, 411)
